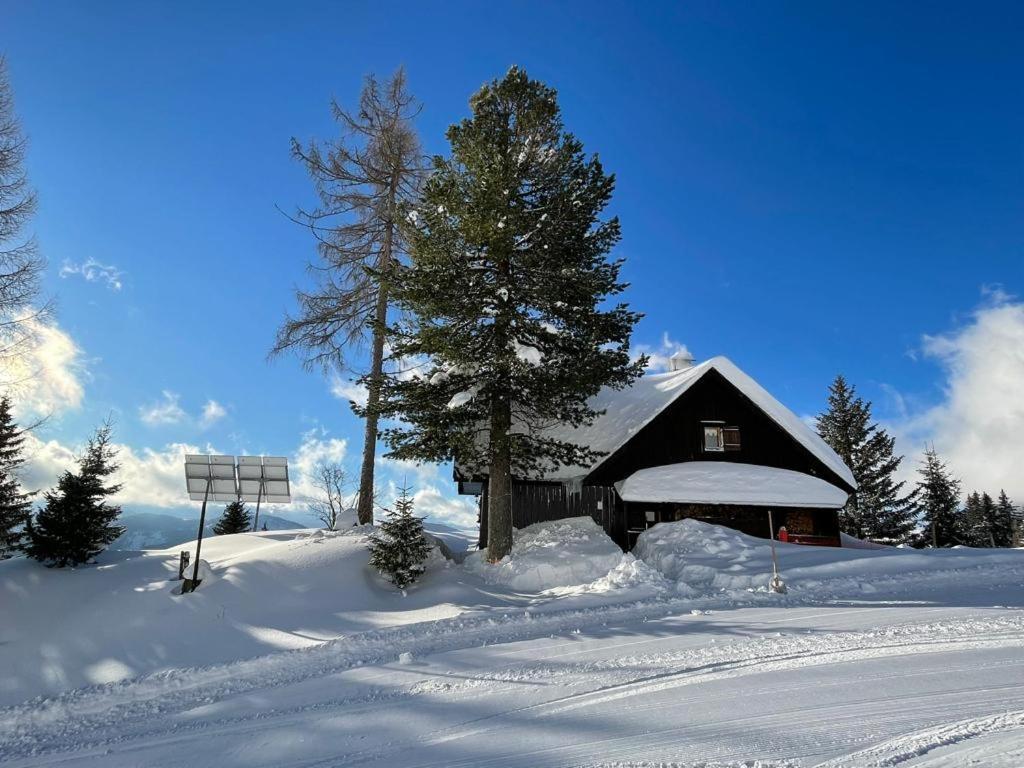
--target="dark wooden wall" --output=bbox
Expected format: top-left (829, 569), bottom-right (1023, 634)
top-left (585, 369), bottom-right (854, 493)
top-left (478, 481), bottom-right (624, 549)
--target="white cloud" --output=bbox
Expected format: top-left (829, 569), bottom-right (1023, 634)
top-left (59, 259), bottom-right (123, 291)
top-left (634, 332), bottom-right (693, 372)
top-left (22, 431), bottom-right (206, 509)
top-left (888, 294), bottom-right (1024, 501)
top-left (139, 391), bottom-right (186, 426)
top-left (139, 393), bottom-right (230, 430)
top-left (288, 428), bottom-right (349, 505)
top-left (199, 399), bottom-right (227, 428)
top-left (0, 315), bottom-right (87, 420)
top-left (114, 441), bottom-right (209, 508)
top-left (330, 375), bottom-right (368, 406)
top-left (373, 457), bottom-right (477, 529)
top-left (409, 484), bottom-right (478, 529)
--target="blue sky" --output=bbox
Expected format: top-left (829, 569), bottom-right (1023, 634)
top-left (4, 1), bottom-right (1024, 524)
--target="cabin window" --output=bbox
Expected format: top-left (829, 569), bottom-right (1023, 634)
top-left (702, 423), bottom-right (725, 452)
top-left (703, 422), bottom-right (741, 452)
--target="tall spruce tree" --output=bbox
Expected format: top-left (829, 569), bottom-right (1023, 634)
top-left (914, 448), bottom-right (962, 548)
top-left (962, 490), bottom-right (988, 546)
top-left (372, 67), bottom-right (644, 561)
top-left (0, 395), bottom-right (32, 556)
top-left (367, 484), bottom-right (432, 590)
top-left (992, 490), bottom-right (1015, 548)
top-left (25, 423), bottom-right (124, 566)
top-left (213, 500), bottom-right (251, 535)
top-left (274, 68), bottom-right (424, 526)
top-left (979, 492), bottom-right (999, 547)
top-left (817, 375), bottom-right (915, 542)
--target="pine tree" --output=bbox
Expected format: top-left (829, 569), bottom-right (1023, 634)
top-left (371, 67), bottom-right (645, 561)
top-left (213, 500), bottom-right (251, 535)
top-left (914, 448), bottom-right (962, 548)
top-left (962, 490), bottom-right (988, 546)
top-left (25, 423), bottom-right (124, 566)
top-left (0, 395), bottom-right (32, 557)
top-left (992, 490), bottom-right (1015, 548)
top-left (817, 375), bottom-right (916, 543)
top-left (367, 485), bottom-right (432, 590)
top-left (274, 68), bottom-right (425, 526)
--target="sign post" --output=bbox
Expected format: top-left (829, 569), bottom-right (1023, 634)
top-left (767, 508), bottom-right (787, 594)
top-left (181, 455), bottom-right (291, 593)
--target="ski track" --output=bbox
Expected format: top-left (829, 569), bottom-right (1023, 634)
top-left (0, 594), bottom-right (906, 754)
top-left (2, 610), bottom-right (1022, 766)
top-left (812, 710), bottom-right (1024, 766)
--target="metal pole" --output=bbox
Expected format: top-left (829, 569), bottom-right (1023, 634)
top-left (185, 475), bottom-right (211, 593)
top-left (767, 508), bottom-right (786, 593)
top-left (252, 470), bottom-right (264, 532)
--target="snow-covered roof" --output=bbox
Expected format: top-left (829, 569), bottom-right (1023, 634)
top-left (617, 462), bottom-right (849, 509)
top-left (537, 356), bottom-right (856, 488)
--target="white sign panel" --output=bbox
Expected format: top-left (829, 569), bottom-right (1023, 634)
top-left (184, 455), bottom-right (291, 504)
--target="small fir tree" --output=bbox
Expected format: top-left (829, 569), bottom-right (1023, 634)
top-left (991, 490), bottom-right (1016, 548)
top-left (213, 500), bottom-right (252, 535)
top-left (0, 396), bottom-right (32, 557)
top-left (371, 67), bottom-right (645, 561)
top-left (367, 485), bottom-right (432, 590)
top-left (25, 423), bottom-right (124, 566)
top-left (817, 375), bottom-right (916, 542)
top-left (914, 448), bottom-right (962, 548)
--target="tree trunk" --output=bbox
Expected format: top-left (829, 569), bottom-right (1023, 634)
top-left (356, 283), bottom-right (388, 525)
top-left (355, 173), bottom-right (400, 526)
top-left (487, 394), bottom-right (513, 561)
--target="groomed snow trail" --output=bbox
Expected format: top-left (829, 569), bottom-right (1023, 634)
top-left (2, 604), bottom-right (1022, 767)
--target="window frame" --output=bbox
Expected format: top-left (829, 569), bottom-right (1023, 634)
top-left (702, 421), bottom-right (726, 453)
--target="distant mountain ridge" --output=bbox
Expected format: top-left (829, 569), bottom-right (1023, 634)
top-left (113, 511), bottom-right (307, 550)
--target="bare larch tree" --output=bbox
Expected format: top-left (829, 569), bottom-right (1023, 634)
top-left (309, 462), bottom-right (353, 531)
top-left (274, 68), bottom-right (424, 526)
top-left (0, 56), bottom-right (48, 380)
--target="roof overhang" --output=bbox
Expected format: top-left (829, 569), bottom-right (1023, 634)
top-left (616, 461), bottom-right (849, 509)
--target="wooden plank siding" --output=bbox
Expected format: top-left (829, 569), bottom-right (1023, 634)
top-left (478, 481), bottom-right (625, 549)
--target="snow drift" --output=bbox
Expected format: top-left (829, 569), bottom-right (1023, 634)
top-left (635, 518), bottom-right (1024, 600)
top-left (464, 517), bottom-right (625, 590)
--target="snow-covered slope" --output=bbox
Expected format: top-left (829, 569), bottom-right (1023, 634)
top-left (0, 527), bottom-right (487, 705)
top-left (2, 518), bottom-right (1022, 767)
top-left (112, 512), bottom-right (305, 550)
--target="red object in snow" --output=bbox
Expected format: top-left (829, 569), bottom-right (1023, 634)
top-left (778, 526), bottom-right (789, 542)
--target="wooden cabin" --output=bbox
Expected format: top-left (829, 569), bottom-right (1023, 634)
top-left (455, 354), bottom-right (856, 551)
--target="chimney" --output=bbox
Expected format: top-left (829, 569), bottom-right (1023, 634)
top-left (668, 350), bottom-right (695, 371)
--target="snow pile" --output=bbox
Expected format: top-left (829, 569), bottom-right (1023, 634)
top-left (465, 517), bottom-right (624, 591)
top-left (635, 519), bottom-right (1024, 600)
top-left (570, 553), bottom-right (672, 595)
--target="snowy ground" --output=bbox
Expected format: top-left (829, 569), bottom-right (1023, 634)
top-left (1, 518), bottom-right (1022, 767)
